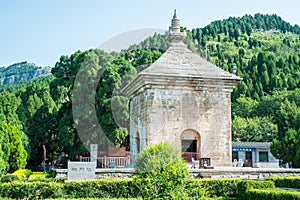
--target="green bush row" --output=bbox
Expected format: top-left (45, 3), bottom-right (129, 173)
top-left (0, 170), bottom-right (58, 183)
top-left (1, 177), bottom-right (298, 199)
top-left (244, 188), bottom-right (300, 200)
top-left (0, 179), bottom-right (134, 199)
top-left (0, 178), bottom-right (241, 199)
top-left (236, 180), bottom-right (275, 199)
top-left (186, 178), bottom-right (241, 197)
top-left (0, 169), bottom-right (33, 182)
top-left (237, 178), bottom-right (300, 200)
top-left (46, 198), bottom-right (142, 200)
top-left (266, 176), bottom-right (300, 188)
top-left (12, 169), bottom-right (32, 180)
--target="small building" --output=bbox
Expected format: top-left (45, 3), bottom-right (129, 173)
top-left (232, 142), bottom-right (279, 168)
top-left (122, 10), bottom-right (242, 167)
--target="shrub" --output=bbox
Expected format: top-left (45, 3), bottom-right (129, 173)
top-left (47, 198), bottom-right (142, 200)
top-left (244, 188), bottom-right (300, 200)
top-left (266, 176), bottom-right (300, 188)
top-left (12, 169), bottom-right (32, 180)
top-left (0, 179), bottom-right (136, 199)
top-left (0, 177), bottom-right (286, 199)
top-left (186, 178), bottom-right (241, 198)
top-left (236, 180), bottom-right (275, 199)
top-left (0, 174), bottom-right (20, 182)
top-left (0, 181), bottom-right (63, 199)
top-left (31, 169), bottom-right (60, 181)
top-left (28, 172), bottom-right (50, 182)
top-left (133, 142), bottom-right (191, 199)
top-left (52, 177), bottom-right (67, 183)
top-left (61, 179), bottom-right (134, 198)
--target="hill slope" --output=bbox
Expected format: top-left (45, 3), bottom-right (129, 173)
top-left (0, 61), bottom-right (51, 85)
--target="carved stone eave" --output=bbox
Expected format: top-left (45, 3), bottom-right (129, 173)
top-left (122, 73), bottom-right (242, 99)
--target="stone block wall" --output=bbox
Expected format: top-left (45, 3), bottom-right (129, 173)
top-left (129, 85), bottom-right (233, 166)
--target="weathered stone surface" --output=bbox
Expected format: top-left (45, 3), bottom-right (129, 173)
top-left (122, 10), bottom-right (242, 167)
top-left (129, 87), bottom-right (233, 166)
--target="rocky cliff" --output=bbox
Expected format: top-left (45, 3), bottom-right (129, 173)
top-left (0, 61), bottom-right (52, 85)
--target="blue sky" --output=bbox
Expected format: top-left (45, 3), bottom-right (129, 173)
top-left (1, 0), bottom-right (299, 67)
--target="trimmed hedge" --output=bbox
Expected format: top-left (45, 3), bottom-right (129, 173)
top-left (47, 198), bottom-right (142, 200)
top-left (3, 177), bottom-right (297, 199)
top-left (12, 169), bottom-right (32, 180)
top-left (27, 172), bottom-right (66, 183)
top-left (62, 179), bottom-right (137, 198)
top-left (0, 178), bottom-right (242, 199)
top-left (0, 169), bottom-right (33, 183)
top-left (0, 179), bottom-right (135, 199)
top-left (0, 181), bottom-right (62, 199)
top-left (0, 174), bottom-right (20, 182)
top-left (186, 178), bottom-right (241, 197)
top-left (266, 176), bottom-right (300, 188)
top-left (236, 180), bottom-right (275, 199)
top-left (244, 188), bottom-right (300, 200)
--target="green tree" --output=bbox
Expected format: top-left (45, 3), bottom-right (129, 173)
top-left (27, 105), bottom-right (58, 166)
top-left (271, 129), bottom-right (300, 167)
top-left (0, 92), bottom-right (22, 126)
top-left (134, 142), bottom-right (190, 199)
top-left (26, 93), bottom-right (43, 118)
top-left (232, 96), bottom-right (257, 118)
top-left (0, 122), bottom-right (10, 177)
top-left (5, 122), bottom-right (27, 172)
top-left (96, 57), bottom-right (136, 146)
top-left (232, 116), bottom-right (278, 142)
top-left (0, 93), bottom-right (30, 165)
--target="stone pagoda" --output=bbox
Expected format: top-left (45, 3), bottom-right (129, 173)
top-left (122, 10), bottom-right (242, 166)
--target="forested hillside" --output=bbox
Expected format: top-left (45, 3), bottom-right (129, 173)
top-left (0, 61), bottom-right (51, 85)
top-left (0, 13), bottom-right (299, 173)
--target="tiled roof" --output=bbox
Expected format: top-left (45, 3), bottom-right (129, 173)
top-left (232, 142), bottom-right (271, 148)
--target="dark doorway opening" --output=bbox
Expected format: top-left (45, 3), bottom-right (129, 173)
top-left (182, 140), bottom-right (197, 152)
top-left (245, 152), bottom-right (253, 167)
top-left (181, 140), bottom-right (198, 162)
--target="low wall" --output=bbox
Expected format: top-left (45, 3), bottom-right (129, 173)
top-left (55, 167), bottom-right (300, 180)
top-left (56, 168), bottom-right (136, 179)
top-left (190, 167), bottom-right (300, 179)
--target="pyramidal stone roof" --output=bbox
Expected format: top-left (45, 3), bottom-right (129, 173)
top-left (122, 10), bottom-right (242, 98)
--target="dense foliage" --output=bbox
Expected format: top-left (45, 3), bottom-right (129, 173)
top-left (0, 174), bottom-right (241, 199)
top-left (2, 174), bottom-right (299, 199)
top-left (0, 13), bottom-right (299, 168)
top-left (236, 179), bottom-right (300, 200)
top-left (0, 92), bottom-right (29, 175)
top-left (266, 176), bottom-right (300, 188)
top-left (134, 142), bottom-right (190, 198)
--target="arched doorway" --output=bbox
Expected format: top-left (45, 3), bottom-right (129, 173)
top-left (180, 129), bottom-right (200, 162)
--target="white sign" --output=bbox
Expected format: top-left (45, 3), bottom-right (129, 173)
top-left (67, 161), bottom-right (96, 181)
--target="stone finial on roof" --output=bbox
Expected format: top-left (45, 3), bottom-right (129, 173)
top-left (168, 9), bottom-right (186, 43)
top-left (171, 9), bottom-right (180, 32)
